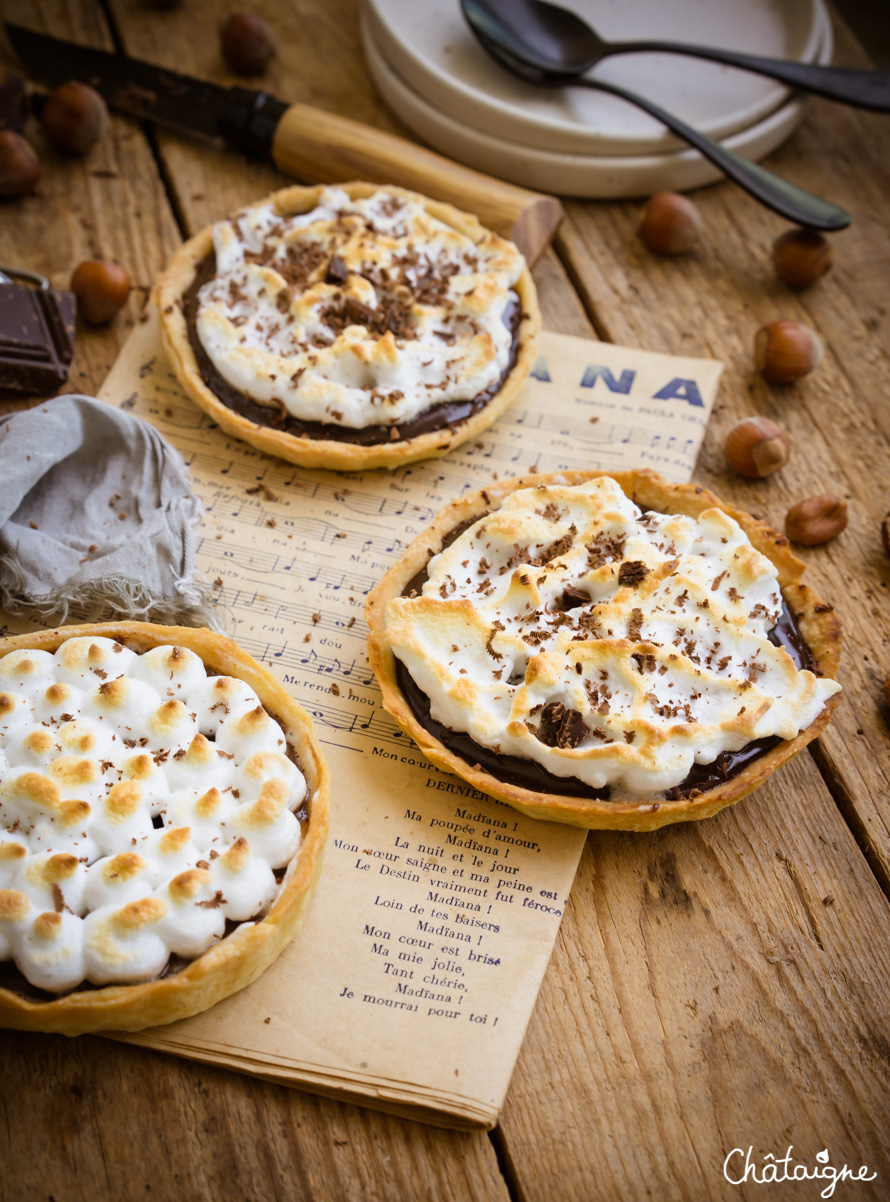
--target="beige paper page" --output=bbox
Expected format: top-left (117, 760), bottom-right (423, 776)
top-left (90, 312), bottom-right (718, 1127)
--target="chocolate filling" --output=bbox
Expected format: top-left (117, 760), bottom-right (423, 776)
top-left (183, 254), bottom-right (521, 445)
top-left (394, 512), bottom-right (819, 804)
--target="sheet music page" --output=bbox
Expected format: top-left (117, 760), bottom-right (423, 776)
top-left (14, 310), bottom-right (722, 1128)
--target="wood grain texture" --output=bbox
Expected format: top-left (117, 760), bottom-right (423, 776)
top-left (103, 0), bottom-right (561, 262)
top-left (0, 0), bottom-right (181, 398)
top-left (553, 18), bottom-right (890, 888)
top-left (0, 3), bottom-right (511, 1198)
top-left (271, 104), bottom-right (562, 263)
top-left (0, 1033), bottom-right (510, 1202)
top-left (501, 752), bottom-right (890, 1202)
top-left (1, 3), bottom-right (889, 1201)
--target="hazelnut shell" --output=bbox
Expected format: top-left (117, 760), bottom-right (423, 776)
top-left (724, 416), bottom-right (790, 478)
top-left (70, 261), bottom-right (131, 325)
top-left (221, 13), bottom-right (276, 75)
top-left (773, 229), bottom-right (833, 291)
top-left (638, 192), bottom-right (702, 255)
top-left (0, 129), bottom-right (40, 197)
top-left (40, 82), bottom-right (108, 155)
top-left (785, 494), bottom-right (848, 546)
top-left (754, 320), bottom-right (824, 384)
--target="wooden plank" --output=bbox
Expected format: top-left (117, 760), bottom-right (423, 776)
top-left (501, 751), bottom-right (890, 1201)
top-left (552, 17), bottom-right (890, 888)
top-left (4, 9), bottom-right (888, 1202)
top-left (502, 119), bottom-right (890, 1198)
top-left (0, 1033), bottom-right (510, 1202)
top-left (0, 5), bottom-right (511, 1199)
top-left (0, 1), bottom-right (181, 398)
top-left (103, 0), bottom-right (412, 240)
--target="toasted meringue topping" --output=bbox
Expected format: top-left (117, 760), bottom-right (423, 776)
top-left (385, 477), bottom-right (842, 798)
top-left (55, 637), bottom-right (137, 685)
top-left (0, 651), bottom-right (55, 696)
top-left (0, 637), bottom-right (309, 992)
top-left (16, 909), bottom-right (85, 992)
top-left (196, 187), bottom-right (524, 430)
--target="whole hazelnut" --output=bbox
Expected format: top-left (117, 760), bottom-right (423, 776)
top-left (638, 191), bottom-right (702, 254)
top-left (724, 416), bottom-right (790, 478)
top-left (221, 13), bottom-right (276, 75)
top-left (40, 82), bottom-right (109, 155)
top-left (785, 494), bottom-right (848, 546)
top-left (0, 129), bottom-right (40, 197)
top-left (754, 320), bottom-right (824, 383)
top-left (70, 260), bottom-right (131, 324)
top-left (773, 229), bottom-right (833, 291)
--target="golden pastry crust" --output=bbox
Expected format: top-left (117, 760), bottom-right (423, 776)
top-left (366, 470), bottom-right (842, 831)
top-left (156, 182), bottom-right (540, 471)
top-left (0, 621), bottom-right (329, 1034)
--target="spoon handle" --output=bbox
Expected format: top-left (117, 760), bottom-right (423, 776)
top-left (609, 42), bottom-right (890, 112)
top-left (573, 77), bottom-right (850, 231)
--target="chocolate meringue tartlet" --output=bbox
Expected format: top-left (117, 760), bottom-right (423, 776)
top-left (366, 471), bottom-right (842, 831)
top-left (157, 182), bottom-right (540, 471)
top-left (0, 622), bottom-right (329, 1034)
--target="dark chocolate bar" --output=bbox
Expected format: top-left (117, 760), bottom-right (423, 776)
top-left (0, 279), bottom-right (76, 394)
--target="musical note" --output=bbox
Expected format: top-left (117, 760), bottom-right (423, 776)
top-left (123, 333), bottom-right (714, 769)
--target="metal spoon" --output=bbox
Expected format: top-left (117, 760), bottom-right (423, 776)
top-left (462, 5), bottom-right (851, 230)
top-left (463, 0), bottom-right (890, 110)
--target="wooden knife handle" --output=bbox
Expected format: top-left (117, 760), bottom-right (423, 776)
top-left (271, 102), bottom-right (562, 265)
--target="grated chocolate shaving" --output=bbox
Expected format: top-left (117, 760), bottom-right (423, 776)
top-left (535, 701), bottom-right (589, 750)
top-left (618, 560), bottom-right (650, 587)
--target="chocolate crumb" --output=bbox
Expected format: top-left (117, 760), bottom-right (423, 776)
top-left (536, 701), bottom-right (589, 749)
top-left (618, 560), bottom-right (650, 587)
top-left (325, 254), bottom-right (349, 284)
top-left (627, 608), bottom-right (644, 641)
top-left (559, 585), bottom-right (589, 611)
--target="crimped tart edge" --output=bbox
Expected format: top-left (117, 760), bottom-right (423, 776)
top-left (365, 469), bottom-right (842, 832)
top-left (155, 181), bottom-right (541, 472)
top-left (0, 621), bottom-right (330, 1034)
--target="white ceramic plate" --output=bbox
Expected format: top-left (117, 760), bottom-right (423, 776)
top-left (365, 0), bottom-right (823, 156)
top-left (362, 5), bottom-right (833, 197)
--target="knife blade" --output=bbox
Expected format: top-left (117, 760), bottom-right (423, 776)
top-left (5, 23), bottom-right (562, 264)
top-left (6, 24), bottom-right (287, 155)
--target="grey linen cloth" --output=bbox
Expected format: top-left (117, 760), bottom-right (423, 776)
top-left (0, 394), bottom-right (219, 629)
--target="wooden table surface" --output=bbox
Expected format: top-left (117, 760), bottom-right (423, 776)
top-left (1, 3), bottom-right (889, 1200)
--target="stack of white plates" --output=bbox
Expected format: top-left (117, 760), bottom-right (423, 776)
top-left (361, 0), bottom-right (832, 196)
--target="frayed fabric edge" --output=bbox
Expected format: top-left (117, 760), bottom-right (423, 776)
top-left (0, 554), bottom-right (224, 633)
